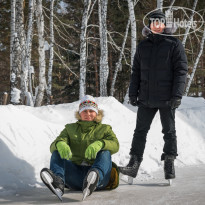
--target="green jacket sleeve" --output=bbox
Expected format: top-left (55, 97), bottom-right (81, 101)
top-left (101, 125), bottom-right (119, 155)
top-left (50, 127), bottom-right (70, 153)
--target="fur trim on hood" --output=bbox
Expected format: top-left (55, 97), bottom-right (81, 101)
top-left (142, 24), bottom-right (178, 37)
top-left (75, 109), bottom-right (104, 123)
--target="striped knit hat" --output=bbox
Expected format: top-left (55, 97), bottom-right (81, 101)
top-left (79, 95), bottom-right (98, 114)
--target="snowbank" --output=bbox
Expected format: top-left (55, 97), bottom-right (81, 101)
top-left (0, 96), bottom-right (205, 195)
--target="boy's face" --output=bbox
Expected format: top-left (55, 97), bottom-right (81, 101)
top-left (150, 20), bottom-right (165, 34)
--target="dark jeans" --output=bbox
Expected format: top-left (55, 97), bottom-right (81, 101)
top-left (50, 150), bottom-right (112, 190)
top-left (130, 106), bottom-right (177, 159)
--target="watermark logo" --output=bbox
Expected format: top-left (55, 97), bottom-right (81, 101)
top-left (143, 6), bottom-right (204, 36)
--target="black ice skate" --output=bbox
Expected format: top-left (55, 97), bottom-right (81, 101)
top-left (82, 169), bottom-right (99, 201)
top-left (163, 154), bottom-right (176, 186)
top-left (118, 155), bottom-right (142, 184)
top-left (40, 168), bottom-right (65, 201)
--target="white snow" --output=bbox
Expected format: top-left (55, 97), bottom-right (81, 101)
top-left (10, 88), bottom-right (21, 104)
top-left (10, 73), bottom-right (16, 83)
top-left (0, 96), bottom-right (205, 196)
top-left (29, 66), bottom-right (34, 74)
top-left (57, 1), bottom-right (69, 15)
top-left (44, 41), bottom-right (50, 51)
top-left (24, 92), bottom-right (34, 106)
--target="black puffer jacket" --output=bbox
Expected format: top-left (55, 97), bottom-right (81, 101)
top-left (129, 28), bottom-right (188, 108)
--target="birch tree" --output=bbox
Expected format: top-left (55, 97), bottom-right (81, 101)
top-left (26, 0), bottom-right (35, 101)
top-left (185, 26), bottom-right (205, 96)
top-left (10, 0), bottom-right (18, 103)
top-left (10, 34), bottom-right (21, 104)
top-left (35, 0), bottom-right (46, 107)
top-left (47, 0), bottom-right (55, 103)
top-left (10, 0), bottom-right (16, 77)
top-left (124, 0), bottom-right (137, 103)
top-left (127, 0), bottom-right (136, 66)
top-left (98, 0), bottom-right (109, 96)
top-left (79, 0), bottom-right (92, 99)
top-left (182, 0), bottom-right (198, 47)
top-left (182, 0), bottom-right (199, 95)
top-left (110, 20), bottom-right (130, 96)
top-left (16, 0), bottom-right (27, 102)
top-left (111, 0), bottom-right (139, 97)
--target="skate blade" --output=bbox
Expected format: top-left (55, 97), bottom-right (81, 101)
top-left (119, 173), bottom-right (134, 185)
top-left (41, 171), bottom-right (63, 202)
top-left (82, 188), bottom-right (90, 201)
top-left (168, 179), bottom-right (172, 186)
top-left (82, 172), bottom-right (97, 201)
top-left (128, 176), bottom-right (133, 185)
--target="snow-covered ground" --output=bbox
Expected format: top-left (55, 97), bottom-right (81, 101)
top-left (0, 96), bottom-right (205, 196)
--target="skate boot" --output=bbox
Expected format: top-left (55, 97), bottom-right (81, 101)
top-left (40, 168), bottom-right (65, 201)
top-left (118, 155), bottom-right (142, 178)
top-left (162, 154), bottom-right (176, 185)
top-left (82, 168), bottom-right (99, 201)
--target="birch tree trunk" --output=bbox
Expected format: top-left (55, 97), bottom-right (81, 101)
top-left (10, 0), bottom-right (16, 76)
top-left (47, 0), bottom-right (55, 104)
top-left (182, 0), bottom-right (198, 47)
top-left (157, 0), bottom-right (163, 11)
top-left (35, 0), bottom-right (46, 107)
top-left (124, 0), bottom-right (137, 103)
top-left (92, 13), bottom-right (99, 96)
top-left (26, 0), bottom-right (35, 102)
top-left (16, 0), bottom-right (27, 102)
top-left (94, 45), bottom-right (99, 96)
top-left (79, 0), bottom-right (91, 99)
top-left (10, 34), bottom-right (21, 104)
top-left (127, 0), bottom-right (136, 66)
top-left (185, 26), bottom-right (205, 96)
top-left (110, 19), bottom-right (130, 96)
top-left (10, 0), bottom-right (17, 103)
top-left (98, 0), bottom-right (109, 96)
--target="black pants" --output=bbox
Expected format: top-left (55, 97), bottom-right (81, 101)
top-left (130, 106), bottom-right (177, 159)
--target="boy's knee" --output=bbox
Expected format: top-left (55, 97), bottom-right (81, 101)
top-left (51, 150), bottom-right (61, 160)
top-left (97, 150), bottom-right (111, 159)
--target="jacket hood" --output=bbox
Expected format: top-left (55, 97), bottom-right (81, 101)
top-left (75, 109), bottom-right (104, 123)
top-left (142, 25), bottom-right (177, 37)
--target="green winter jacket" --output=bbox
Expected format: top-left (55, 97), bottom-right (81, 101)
top-left (50, 120), bottom-right (119, 165)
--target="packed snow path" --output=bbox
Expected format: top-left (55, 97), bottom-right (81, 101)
top-left (0, 165), bottom-right (204, 205)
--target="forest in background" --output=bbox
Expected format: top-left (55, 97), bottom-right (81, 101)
top-left (0, 0), bottom-right (205, 106)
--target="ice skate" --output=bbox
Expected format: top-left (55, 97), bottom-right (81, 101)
top-left (82, 169), bottom-right (99, 201)
top-left (40, 168), bottom-right (64, 201)
top-left (118, 155), bottom-right (142, 184)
